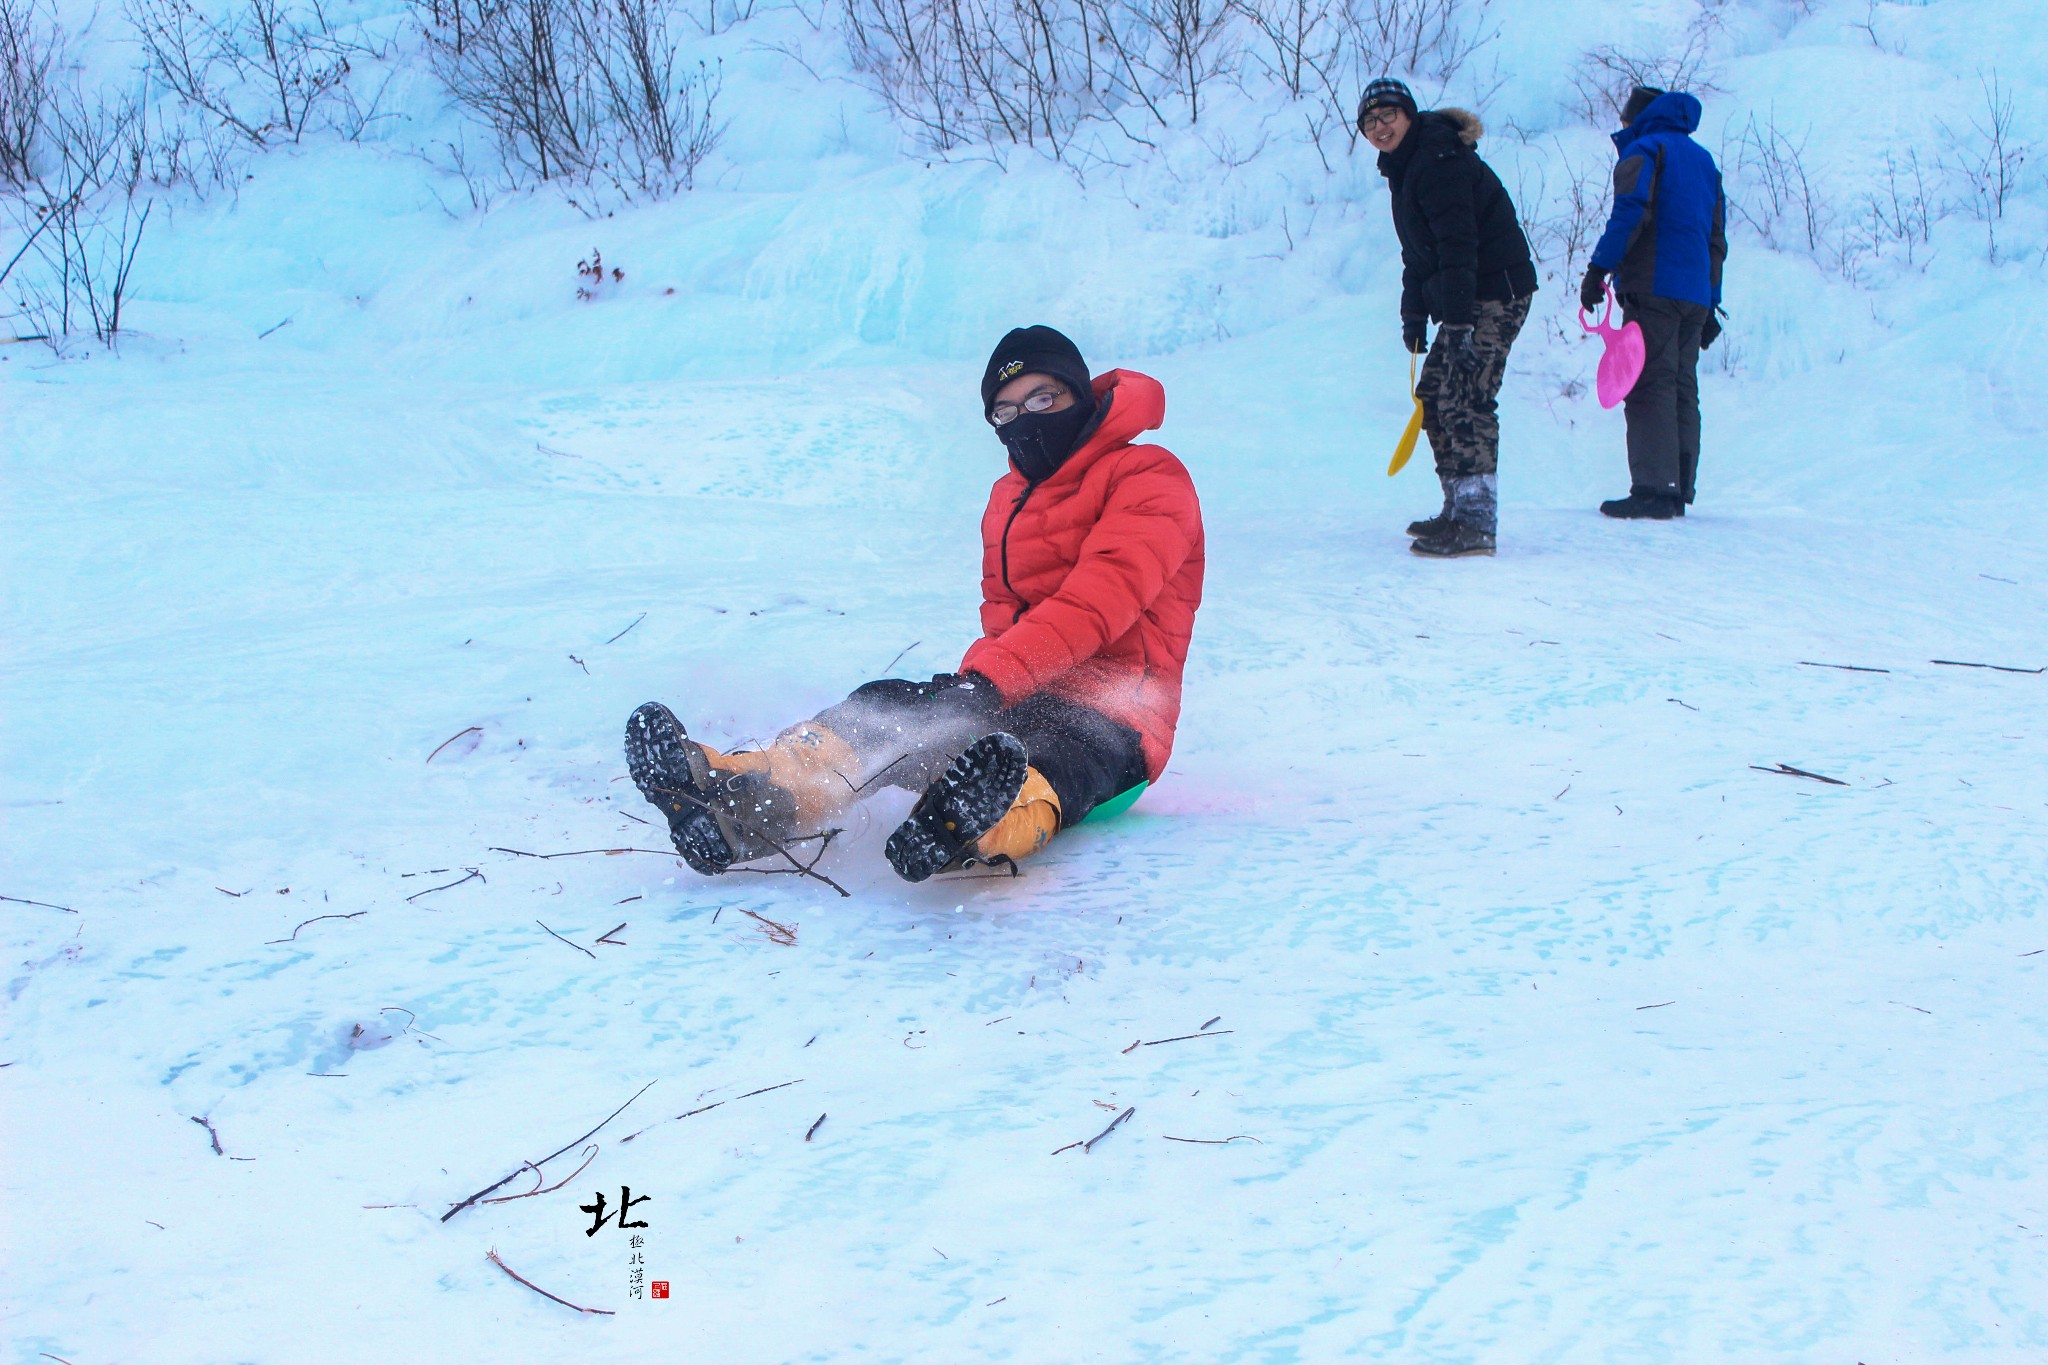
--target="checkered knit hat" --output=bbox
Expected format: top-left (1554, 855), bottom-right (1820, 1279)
top-left (1356, 78), bottom-right (1418, 132)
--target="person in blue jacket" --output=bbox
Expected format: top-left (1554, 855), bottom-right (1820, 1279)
top-left (1581, 86), bottom-right (1728, 520)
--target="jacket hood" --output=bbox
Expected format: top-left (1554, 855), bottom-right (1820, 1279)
top-left (1076, 368), bottom-right (1165, 455)
top-left (1615, 90), bottom-right (1702, 150)
top-left (1437, 107), bottom-right (1483, 145)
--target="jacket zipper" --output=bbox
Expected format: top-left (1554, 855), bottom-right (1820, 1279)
top-left (1000, 482), bottom-right (1036, 623)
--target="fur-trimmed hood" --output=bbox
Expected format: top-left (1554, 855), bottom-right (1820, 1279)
top-left (1438, 107), bottom-right (1484, 145)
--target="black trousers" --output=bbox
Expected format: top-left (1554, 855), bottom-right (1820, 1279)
top-left (1621, 294), bottom-right (1711, 501)
top-left (810, 677), bottom-right (1149, 825)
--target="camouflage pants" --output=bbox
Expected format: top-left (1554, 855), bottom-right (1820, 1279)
top-left (1416, 295), bottom-right (1530, 478)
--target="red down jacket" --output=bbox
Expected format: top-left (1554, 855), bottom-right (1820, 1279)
top-left (959, 369), bottom-right (1205, 779)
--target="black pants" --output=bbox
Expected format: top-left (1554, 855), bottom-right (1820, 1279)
top-left (810, 677), bottom-right (1148, 825)
top-left (1621, 294), bottom-right (1711, 501)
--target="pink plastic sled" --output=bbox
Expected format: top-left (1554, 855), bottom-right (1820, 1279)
top-left (1580, 285), bottom-right (1644, 408)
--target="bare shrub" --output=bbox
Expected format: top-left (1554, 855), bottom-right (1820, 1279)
top-left (1941, 70), bottom-right (2031, 263)
top-left (1566, 22), bottom-right (1717, 127)
top-left (4, 89), bottom-right (154, 346)
top-left (1, 0), bottom-right (55, 188)
top-left (843, 0), bottom-right (1489, 163)
top-left (1515, 139), bottom-right (1608, 281)
top-left (126, 0), bottom-right (361, 145)
top-left (421, 0), bottom-right (725, 200)
top-left (839, 0), bottom-right (1099, 159)
top-left (1723, 107), bottom-right (1831, 258)
top-left (1839, 147), bottom-right (1939, 279)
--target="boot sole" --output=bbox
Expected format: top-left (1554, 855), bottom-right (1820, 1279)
top-left (1410, 540), bottom-right (1495, 557)
top-left (624, 702), bottom-right (737, 876)
top-left (885, 733), bottom-right (1030, 884)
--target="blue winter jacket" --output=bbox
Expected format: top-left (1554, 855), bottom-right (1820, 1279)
top-left (1589, 92), bottom-right (1727, 308)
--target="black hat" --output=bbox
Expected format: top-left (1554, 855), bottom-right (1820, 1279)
top-left (1356, 78), bottom-right (1418, 132)
top-left (981, 325), bottom-right (1093, 416)
top-left (1621, 85), bottom-right (1666, 125)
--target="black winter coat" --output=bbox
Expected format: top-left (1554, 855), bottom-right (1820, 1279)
top-left (1379, 110), bottom-right (1538, 326)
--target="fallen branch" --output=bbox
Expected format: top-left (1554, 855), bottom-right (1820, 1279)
top-left (490, 846), bottom-right (678, 859)
top-left (655, 785), bottom-right (852, 897)
top-left (1800, 661), bottom-right (1890, 673)
top-left (190, 1115), bottom-right (225, 1155)
top-left (479, 1144), bottom-right (600, 1204)
top-left (1749, 763), bottom-right (1848, 787)
top-left (2, 894), bottom-right (76, 913)
top-left (266, 911), bottom-right (366, 944)
top-left (568, 654), bottom-right (590, 675)
top-left (443, 1080), bottom-right (658, 1222)
top-left (536, 920), bottom-right (596, 959)
top-left (604, 612), bottom-right (648, 645)
top-left (486, 1249), bottom-right (615, 1316)
top-left (805, 1113), bottom-right (826, 1142)
top-left (619, 1079), bottom-right (802, 1144)
top-left (1162, 1134), bottom-right (1262, 1145)
top-left (1083, 1106), bottom-right (1134, 1153)
top-left (738, 908), bottom-right (797, 946)
top-left (1143, 1030), bottom-right (1235, 1047)
top-left (427, 727), bottom-right (483, 763)
top-left (408, 869), bottom-right (484, 902)
top-left (596, 922), bottom-right (628, 945)
top-left (1931, 659), bottom-right (2044, 674)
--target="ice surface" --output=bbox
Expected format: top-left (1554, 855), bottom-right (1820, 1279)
top-left (3, 0), bottom-right (2045, 1360)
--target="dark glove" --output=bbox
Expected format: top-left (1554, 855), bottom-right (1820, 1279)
top-left (1580, 265), bottom-right (1609, 312)
top-left (1700, 310), bottom-right (1723, 350)
top-left (1402, 315), bottom-right (1428, 355)
top-left (1441, 324), bottom-right (1481, 376)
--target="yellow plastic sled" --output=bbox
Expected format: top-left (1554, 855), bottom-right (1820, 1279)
top-left (1388, 353), bottom-right (1424, 477)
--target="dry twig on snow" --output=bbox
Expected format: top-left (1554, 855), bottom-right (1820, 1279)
top-left (536, 920), bottom-right (596, 959)
top-left (2, 894), bottom-right (75, 913)
top-left (1750, 763), bottom-right (1848, 786)
top-left (486, 1249), bottom-right (615, 1316)
top-left (427, 727), bottom-right (483, 763)
top-left (407, 869), bottom-right (484, 902)
top-left (189, 1115), bottom-right (225, 1155)
top-left (266, 911), bottom-right (366, 944)
top-left (443, 1080), bottom-right (657, 1222)
top-left (619, 1079), bottom-right (803, 1144)
top-left (738, 908), bottom-right (797, 946)
top-left (479, 1144), bottom-right (600, 1204)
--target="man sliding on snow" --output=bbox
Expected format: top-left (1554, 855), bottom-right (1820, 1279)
top-left (625, 326), bottom-right (1205, 885)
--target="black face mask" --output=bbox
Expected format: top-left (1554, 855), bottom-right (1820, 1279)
top-left (996, 396), bottom-right (1097, 483)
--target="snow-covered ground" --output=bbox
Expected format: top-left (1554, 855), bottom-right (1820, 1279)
top-left (5, 0), bottom-right (2047, 1359)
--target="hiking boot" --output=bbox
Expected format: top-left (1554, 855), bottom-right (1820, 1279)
top-left (1407, 478), bottom-right (1454, 537)
top-left (885, 732), bottom-right (1031, 883)
top-left (1410, 519), bottom-right (1496, 557)
top-left (1412, 473), bottom-right (1496, 557)
top-left (1599, 489), bottom-right (1680, 520)
top-left (625, 702), bottom-right (787, 874)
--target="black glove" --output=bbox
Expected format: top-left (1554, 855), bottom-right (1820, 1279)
top-left (1580, 265), bottom-right (1609, 312)
top-left (1700, 310), bottom-right (1723, 350)
top-left (1441, 324), bottom-right (1481, 376)
top-left (1402, 315), bottom-right (1428, 355)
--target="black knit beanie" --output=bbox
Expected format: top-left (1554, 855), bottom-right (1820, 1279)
top-left (1356, 77), bottom-right (1418, 132)
top-left (981, 325), bottom-right (1094, 418)
top-left (1621, 85), bottom-right (1665, 126)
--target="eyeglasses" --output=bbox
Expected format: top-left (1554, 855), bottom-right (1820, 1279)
top-left (990, 385), bottom-right (1069, 427)
top-left (1358, 107), bottom-right (1404, 132)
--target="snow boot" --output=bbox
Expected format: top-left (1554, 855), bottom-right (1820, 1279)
top-left (884, 732), bottom-right (1031, 883)
top-left (1599, 489), bottom-right (1680, 520)
top-left (625, 702), bottom-right (789, 875)
top-left (1406, 477), bottom-right (1455, 538)
top-left (964, 767), bottom-right (1062, 868)
top-left (1411, 473), bottom-right (1496, 557)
